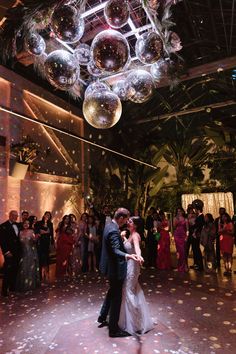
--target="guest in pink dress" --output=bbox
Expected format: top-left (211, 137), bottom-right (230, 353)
top-left (156, 211), bottom-right (172, 270)
top-left (174, 208), bottom-right (188, 272)
top-left (219, 213), bottom-right (234, 276)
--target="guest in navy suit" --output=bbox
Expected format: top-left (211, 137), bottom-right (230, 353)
top-left (98, 208), bottom-right (140, 337)
top-left (0, 210), bottom-right (21, 296)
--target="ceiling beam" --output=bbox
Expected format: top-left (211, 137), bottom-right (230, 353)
top-left (135, 100), bottom-right (236, 124)
top-left (157, 55), bottom-right (236, 88)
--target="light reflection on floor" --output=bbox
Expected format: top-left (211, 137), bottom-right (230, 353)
top-left (0, 266), bottom-right (236, 354)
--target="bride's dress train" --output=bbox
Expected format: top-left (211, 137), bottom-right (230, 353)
top-left (118, 240), bottom-right (154, 335)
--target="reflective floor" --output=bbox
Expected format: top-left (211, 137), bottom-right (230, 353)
top-left (0, 265), bottom-right (236, 354)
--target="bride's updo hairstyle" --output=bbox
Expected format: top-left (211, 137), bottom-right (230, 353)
top-left (129, 216), bottom-right (143, 234)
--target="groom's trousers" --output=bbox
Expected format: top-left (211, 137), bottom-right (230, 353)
top-left (100, 278), bottom-right (124, 332)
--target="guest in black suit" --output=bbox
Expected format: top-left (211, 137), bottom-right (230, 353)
top-left (18, 210), bottom-right (29, 231)
top-left (214, 207), bottom-right (226, 269)
top-left (98, 208), bottom-right (140, 337)
top-left (192, 205), bottom-right (204, 271)
top-left (0, 210), bottom-right (21, 296)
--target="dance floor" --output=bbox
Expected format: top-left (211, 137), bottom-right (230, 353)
top-left (0, 267), bottom-right (236, 354)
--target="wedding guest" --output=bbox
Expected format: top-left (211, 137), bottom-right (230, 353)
top-left (28, 215), bottom-right (37, 231)
top-left (214, 207), bottom-right (226, 269)
top-left (219, 213), bottom-right (234, 276)
top-left (88, 215), bottom-right (98, 272)
top-left (69, 214), bottom-right (81, 277)
top-left (56, 219), bottom-right (74, 279)
top-left (100, 205), bottom-right (112, 229)
top-left (94, 215), bottom-right (103, 269)
top-left (156, 210), bottom-right (171, 270)
top-left (173, 208), bottom-right (188, 272)
top-left (18, 210), bottom-right (29, 230)
top-left (79, 213), bottom-right (89, 272)
top-left (200, 213), bottom-right (216, 272)
top-left (145, 207), bottom-right (158, 268)
top-left (17, 219), bottom-right (40, 292)
top-left (35, 211), bottom-right (54, 282)
top-left (192, 204), bottom-right (204, 271)
top-left (0, 210), bottom-right (21, 296)
top-left (185, 205), bottom-right (196, 268)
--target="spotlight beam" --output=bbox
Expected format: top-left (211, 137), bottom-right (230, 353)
top-left (0, 106), bottom-right (157, 170)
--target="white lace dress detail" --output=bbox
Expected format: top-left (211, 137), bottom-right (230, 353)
top-left (118, 240), bottom-right (154, 334)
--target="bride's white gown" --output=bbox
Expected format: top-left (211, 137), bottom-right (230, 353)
top-left (118, 240), bottom-right (154, 335)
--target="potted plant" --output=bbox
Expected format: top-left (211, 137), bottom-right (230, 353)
top-left (10, 135), bottom-right (41, 179)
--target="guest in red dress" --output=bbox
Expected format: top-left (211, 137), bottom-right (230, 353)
top-left (219, 213), bottom-right (234, 276)
top-left (56, 216), bottom-right (74, 279)
top-left (156, 211), bottom-right (172, 270)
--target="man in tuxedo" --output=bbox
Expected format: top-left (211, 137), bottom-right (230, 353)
top-left (0, 210), bottom-right (21, 296)
top-left (98, 207), bottom-right (140, 337)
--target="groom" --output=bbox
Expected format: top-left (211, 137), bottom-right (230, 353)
top-left (98, 207), bottom-right (140, 337)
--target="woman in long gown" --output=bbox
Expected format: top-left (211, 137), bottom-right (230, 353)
top-left (55, 216), bottom-right (74, 278)
top-left (219, 213), bottom-right (234, 276)
top-left (156, 211), bottom-right (172, 270)
top-left (17, 220), bottom-right (40, 292)
top-left (118, 216), bottom-right (154, 335)
top-left (35, 211), bottom-right (54, 282)
top-left (173, 208), bottom-right (188, 272)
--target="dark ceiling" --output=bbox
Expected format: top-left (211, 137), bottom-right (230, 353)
top-left (0, 0), bottom-right (235, 132)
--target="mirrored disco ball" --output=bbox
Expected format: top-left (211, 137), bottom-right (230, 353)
top-left (135, 31), bottom-right (162, 64)
top-left (85, 81), bottom-right (110, 98)
top-left (87, 60), bottom-right (103, 77)
top-left (104, 0), bottom-right (130, 28)
top-left (150, 58), bottom-right (172, 81)
top-left (126, 70), bottom-right (154, 103)
top-left (112, 80), bottom-right (130, 101)
top-left (91, 30), bottom-right (130, 73)
top-left (74, 43), bottom-right (91, 66)
top-left (44, 50), bottom-right (79, 90)
top-left (25, 32), bottom-right (46, 56)
top-left (83, 90), bottom-right (122, 129)
top-left (51, 4), bottom-right (84, 43)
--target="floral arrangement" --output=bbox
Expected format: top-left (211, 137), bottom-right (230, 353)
top-left (11, 136), bottom-right (41, 165)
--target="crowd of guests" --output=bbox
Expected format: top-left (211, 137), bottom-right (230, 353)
top-left (0, 203), bottom-right (235, 297)
top-left (145, 204), bottom-right (236, 276)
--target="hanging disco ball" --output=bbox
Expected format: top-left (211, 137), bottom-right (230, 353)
top-left (104, 0), bottom-right (130, 28)
top-left (87, 60), bottom-right (103, 77)
top-left (25, 32), bottom-right (46, 56)
top-left (112, 80), bottom-right (130, 101)
top-left (83, 90), bottom-right (122, 129)
top-left (74, 43), bottom-right (91, 66)
top-left (135, 31), bottom-right (163, 64)
top-left (51, 4), bottom-right (84, 43)
top-left (44, 49), bottom-right (79, 90)
top-left (126, 70), bottom-right (154, 103)
top-left (91, 29), bottom-right (130, 73)
top-left (150, 58), bottom-right (174, 81)
top-left (85, 81), bottom-right (110, 98)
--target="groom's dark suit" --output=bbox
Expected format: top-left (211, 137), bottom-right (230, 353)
top-left (0, 220), bottom-right (21, 296)
top-left (100, 220), bottom-right (128, 333)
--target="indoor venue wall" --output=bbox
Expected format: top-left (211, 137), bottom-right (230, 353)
top-left (0, 65), bottom-right (87, 224)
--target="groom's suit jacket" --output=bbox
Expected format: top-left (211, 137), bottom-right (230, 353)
top-left (100, 220), bottom-right (127, 281)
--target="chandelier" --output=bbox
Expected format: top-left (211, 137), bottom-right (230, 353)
top-left (17, 0), bottom-right (182, 129)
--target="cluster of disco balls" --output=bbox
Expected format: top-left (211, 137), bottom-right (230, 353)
top-left (24, 0), bottom-right (180, 129)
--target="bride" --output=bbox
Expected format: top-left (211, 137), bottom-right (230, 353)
top-left (118, 216), bottom-right (154, 335)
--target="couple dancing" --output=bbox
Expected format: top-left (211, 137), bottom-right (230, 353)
top-left (98, 208), bottom-right (154, 337)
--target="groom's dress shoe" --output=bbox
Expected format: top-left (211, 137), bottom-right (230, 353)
top-left (97, 316), bottom-right (108, 327)
top-left (109, 330), bottom-right (131, 338)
